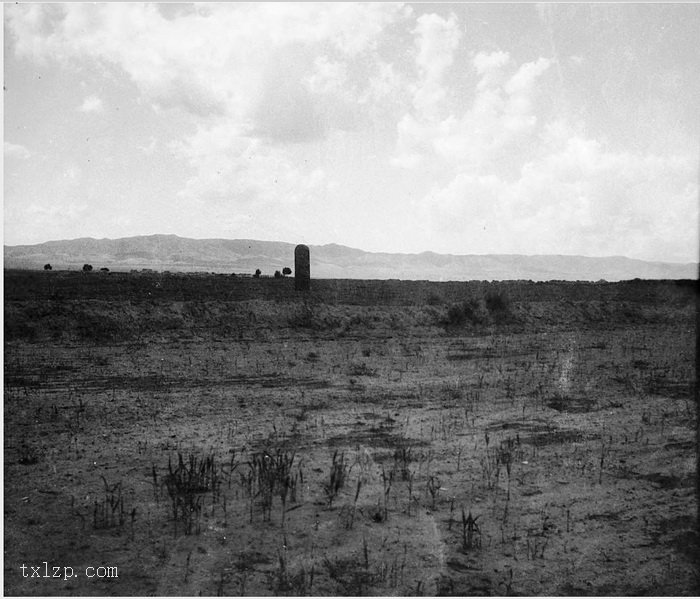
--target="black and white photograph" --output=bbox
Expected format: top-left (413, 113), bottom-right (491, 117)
top-left (3, 2), bottom-right (698, 596)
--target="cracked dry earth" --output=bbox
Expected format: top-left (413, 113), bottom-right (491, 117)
top-left (4, 275), bottom-right (698, 596)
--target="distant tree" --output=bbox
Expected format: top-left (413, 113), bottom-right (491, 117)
top-left (100, 267), bottom-right (109, 272)
top-left (274, 270), bottom-right (282, 278)
top-left (82, 264), bottom-right (93, 272)
top-left (282, 267), bottom-right (292, 276)
top-left (253, 269), bottom-right (261, 278)
top-left (43, 264), bottom-right (52, 271)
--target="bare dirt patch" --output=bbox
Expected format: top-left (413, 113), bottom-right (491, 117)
top-left (4, 273), bottom-right (698, 596)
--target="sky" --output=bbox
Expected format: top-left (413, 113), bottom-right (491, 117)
top-left (3, 2), bottom-right (699, 262)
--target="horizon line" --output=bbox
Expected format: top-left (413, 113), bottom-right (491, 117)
top-left (3, 233), bottom-right (697, 266)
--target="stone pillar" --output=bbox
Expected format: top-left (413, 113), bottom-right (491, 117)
top-left (295, 244), bottom-right (310, 291)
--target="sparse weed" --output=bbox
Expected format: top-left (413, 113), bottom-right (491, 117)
top-left (393, 441), bottom-right (414, 481)
top-left (323, 450), bottom-right (348, 507)
top-left (93, 476), bottom-right (135, 533)
top-left (461, 508), bottom-right (482, 551)
top-left (246, 447), bottom-right (297, 522)
top-left (426, 475), bottom-right (441, 510)
top-left (339, 478), bottom-right (363, 529)
top-left (480, 449), bottom-right (501, 490)
top-left (162, 450), bottom-right (221, 535)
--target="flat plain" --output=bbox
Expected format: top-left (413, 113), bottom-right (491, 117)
top-left (3, 270), bottom-right (698, 596)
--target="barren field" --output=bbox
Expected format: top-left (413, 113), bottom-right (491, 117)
top-left (4, 271), bottom-right (698, 596)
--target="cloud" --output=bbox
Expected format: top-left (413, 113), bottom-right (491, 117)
top-left (62, 165), bottom-right (82, 182)
top-left (411, 13), bottom-right (461, 119)
top-left (398, 33), bottom-right (697, 261)
top-left (26, 201), bottom-right (88, 219)
top-left (5, 2), bottom-right (410, 218)
top-left (473, 50), bottom-right (510, 76)
top-left (306, 56), bottom-right (348, 96)
top-left (422, 133), bottom-right (698, 260)
top-left (360, 61), bottom-right (404, 104)
top-left (139, 136), bottom-right (158, 155)
top-left (168, 120), bottom-right (335, 243)
top-left (414, 13), bottom-right (460, 74)
top-left (171, 120), bottom-right (330, 214)
top-left (4, 142), bottom-right (31, 160)
top-left (393, 51), bottom-right (551, 172)
top-left (251, 44), bottom-right (327, 143)
top-left (7, 3), bottom-right (696, 261)
top-left (501, 57), bottom-right (551, 135)
top-left (78, 94), bottom-right (104, 112)
top-left (5, 3), bottom-right (407, 124)
top-left (425, 173), bottom-right (507, 235)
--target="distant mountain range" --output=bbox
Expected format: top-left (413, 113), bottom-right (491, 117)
top-left (3, 235), bottom-right (697, 281)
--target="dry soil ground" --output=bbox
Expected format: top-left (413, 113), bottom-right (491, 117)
top-left (3, 271), bottom-right (698, 596)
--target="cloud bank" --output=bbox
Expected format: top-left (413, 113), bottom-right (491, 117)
top-left (4, 3), bottom-right (698, 262)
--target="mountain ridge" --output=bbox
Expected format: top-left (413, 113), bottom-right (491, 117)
top-left (4, 234), bottom-right (697, 281)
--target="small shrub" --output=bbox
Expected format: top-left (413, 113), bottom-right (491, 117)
top-left (427, 293), bottom-right (443, 306)
top-left (445, 303), bottom-right (466, 326)
top-left (444, 298), bottom-right (487, 327)
top-left (288, 303), bottom-right (315, 328)
top-left (485, 290), bottom-right (509, 314)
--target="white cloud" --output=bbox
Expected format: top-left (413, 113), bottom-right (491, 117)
top-left (473, 50), bottom-right (510, 76)
top-left (422, 133), bottom-right (698, 260)
top-left (4, 142), bottom-right (31, 160)
top-left (4, 2), bottom-right (415, 246)
top-left (62, 165), bottom-right (82, 181)
top-left (171, 120), bottom-right (330, 213)
top-left (411, 13), bottom-right (461, 120)
top-left (5, 3), bottom-right (407, 125)
top-left (426, 173), bottom-right (507, 233)
top-left (393, 51), bottom-right (551, 172)
top-left (26, 201), bottom-right (88, 219)
top-left (306, 56), bottom-right (348, 96)
top-left (6, 3), bottom-right (696, 262)
top-left (360, 61), bottom-right (404, 105)
top-left (501, 57), bottom-right (551, 135)
top-left (5, 2), bottom-right (410, 218)
top-left (414, 13), bottom-right (461, 79)
top-left (169, 121), bottom-right (336, 243)
top-left (139, 136), bottom-right (158, 155)
top-left (78, 94), bottom-right (104, 112)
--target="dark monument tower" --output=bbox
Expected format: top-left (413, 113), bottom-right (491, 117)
top-left (294, 244), bottom-right (310, 291)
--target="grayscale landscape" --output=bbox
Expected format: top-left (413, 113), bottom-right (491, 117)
top-left (4, 268), bottom-right (698, 595)
top-left (4, 2), bottom-right (698, 597)
top-left (4, 235), bottom-right (697, 281)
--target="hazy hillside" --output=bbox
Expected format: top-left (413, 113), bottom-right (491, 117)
top-left (4, 235), bottom-right (697, 281)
